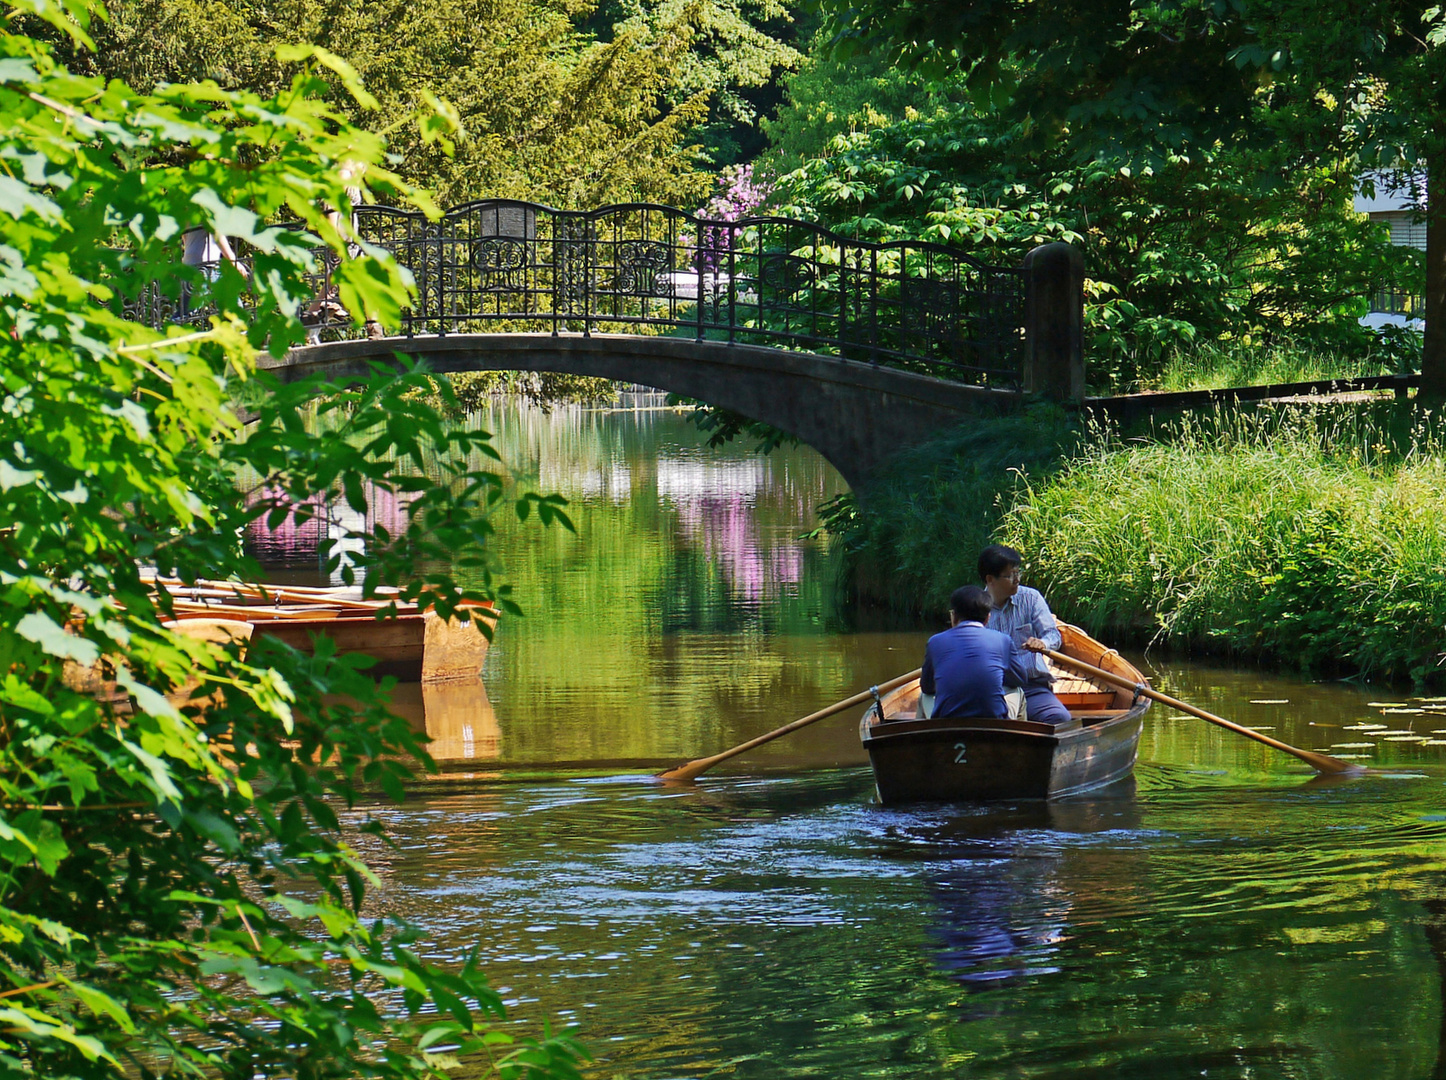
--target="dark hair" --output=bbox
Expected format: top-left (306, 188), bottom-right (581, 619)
top-left (949, 585), bottom-right (993, 624)
top-left (978, 544), bottom-right (1022, 583)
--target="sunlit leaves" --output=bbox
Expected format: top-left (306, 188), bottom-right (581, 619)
top-left (0, 7), bottom-right (584, 1079)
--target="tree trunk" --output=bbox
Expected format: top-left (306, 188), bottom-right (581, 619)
top-left (1420, 149), bottom-right (1446, 402)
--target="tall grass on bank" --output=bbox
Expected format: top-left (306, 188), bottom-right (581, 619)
top-left (1005, 408), bottom-right (1446, 681)
top-left (1136, 335), bottom-right (1418, 394)
top-left (836, 402), bottom-right (1446, 683)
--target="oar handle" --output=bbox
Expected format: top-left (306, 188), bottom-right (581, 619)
top-left (658, 668), bottom-right (922, 783)
top-left (1040, 647), bottom-right (1362, 776)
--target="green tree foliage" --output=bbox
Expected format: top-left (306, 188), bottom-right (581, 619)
top-left (814, 0), bottom-right (1446, 393)
top-left (32, 0), bottom-right (716, 207)
top-left (594, 0), bottom-right (802, 167)
top-left (771, 88), bottom-right (1402, 387)
top-left (0, 4), bottom-right (580, 1077)
top-left (760, 27), bottom-right (941, 171)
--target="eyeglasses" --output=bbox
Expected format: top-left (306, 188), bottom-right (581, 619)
top-left (996, 568), bottom-right (1022, 581)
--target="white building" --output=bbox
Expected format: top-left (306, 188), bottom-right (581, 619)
top-left (1354, 174), bottom-right (1425, 330)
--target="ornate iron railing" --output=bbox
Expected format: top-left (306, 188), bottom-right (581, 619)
top-left (129, 201), bottom-right (1033, 387)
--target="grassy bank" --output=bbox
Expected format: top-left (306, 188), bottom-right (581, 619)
top-left (1110, 335), bottom-right (1421, 394)
top-left (837, 402), bottom-right (1446, 683)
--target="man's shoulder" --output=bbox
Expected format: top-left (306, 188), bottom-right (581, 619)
top-left (1016, 585), bottom-right (1053, 610)
top-left (926, 626), bottom-right (961, 649)
top-left (929, 623), bottom-right (1006, 646)
top-left (956, 623), bottom-right (1013, 650)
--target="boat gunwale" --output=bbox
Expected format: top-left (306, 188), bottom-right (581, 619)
top-left (861, 704), bottom-right (1146, 747)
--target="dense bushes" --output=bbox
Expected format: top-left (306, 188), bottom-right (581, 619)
top-left (820, 405), bottom-right (1081, 614)
top-left (835, 404), bottom-right (1446, 683)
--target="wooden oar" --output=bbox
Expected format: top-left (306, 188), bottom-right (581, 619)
top-left (168, 600), bottom-right (369, 621)
top-left (658, 668), bottom-right (922, 783)
top-left (1039, 647), bottom-right (1364, 776)
top-left (148, 578), bottom-right (396, 611)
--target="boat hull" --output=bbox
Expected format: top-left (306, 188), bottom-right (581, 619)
top-left (860, 709), bottom-right (1145, 803)
top-left (250, 613), bottom-right (430, 681)
top-left (169, 596), bottom-right (494, 682)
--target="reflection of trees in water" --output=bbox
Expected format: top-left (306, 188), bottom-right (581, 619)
top-left (245, 480), bottom-right (418, 577)
top-left (1415, 881), bottom-right (1446, 1079)
top-left (903, 787), bottom-right (1446, 1079)
top-left (242, 396), bottom-right (888, 765)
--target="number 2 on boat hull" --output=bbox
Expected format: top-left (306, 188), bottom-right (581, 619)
top-left (954, 742), bottom-right (967, 764)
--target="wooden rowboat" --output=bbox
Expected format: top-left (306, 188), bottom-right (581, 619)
top-left (859, 624), bottom-right (1150, 804)
top-left (157, 581), bottom-right (496, 683)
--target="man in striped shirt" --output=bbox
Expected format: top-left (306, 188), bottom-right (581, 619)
top-left (979, 544), bottom-right (1072, 725)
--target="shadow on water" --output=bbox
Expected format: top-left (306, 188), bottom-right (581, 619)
top-left (1422, 885), bottom-right (1446, 1080)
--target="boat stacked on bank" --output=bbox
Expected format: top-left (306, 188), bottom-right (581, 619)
top-left (859, 623), bottom-right (1150, 803)
top-left (152, 577), bottom-right (497, 683)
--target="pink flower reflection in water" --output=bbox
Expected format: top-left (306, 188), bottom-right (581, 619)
top-left (664, 458), bottom-right (805, 603)
top-left (245, 482), bottom-right (412, 570)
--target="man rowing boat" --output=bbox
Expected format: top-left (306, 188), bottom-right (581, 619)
top-left (979, 544), bottom-right (1072, 726)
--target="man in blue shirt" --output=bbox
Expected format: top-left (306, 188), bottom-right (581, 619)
top-left (920, 585), bottom-right (1032, 718)
top-left (979, 544), bottom-right (1072, 725)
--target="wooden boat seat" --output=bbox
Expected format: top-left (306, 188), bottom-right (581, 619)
top-left (1046, 654), bottom-right (1117, 708)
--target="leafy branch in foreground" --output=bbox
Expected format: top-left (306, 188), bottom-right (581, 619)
top-left (0, 5), bottom-right (580, 1078)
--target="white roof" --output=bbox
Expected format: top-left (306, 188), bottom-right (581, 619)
top-left (1355, 172), bottom-right (1426, 215)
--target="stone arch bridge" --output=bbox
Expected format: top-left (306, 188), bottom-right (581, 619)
top-left (209, 200), bottom-right (1082, 488)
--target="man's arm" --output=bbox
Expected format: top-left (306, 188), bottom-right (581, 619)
top-left (1027, 589), bottom-right (1062, 651)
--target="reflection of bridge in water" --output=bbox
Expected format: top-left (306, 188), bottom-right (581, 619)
top-left (147, 201), bottom-right (1086, 486)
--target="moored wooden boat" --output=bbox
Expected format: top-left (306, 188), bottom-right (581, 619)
top-left (155, 579), bottom-right (496, 683)
top-left (860, 624), bottom-right (1150, 803)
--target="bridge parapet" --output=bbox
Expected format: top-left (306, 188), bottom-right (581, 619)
top-left (345, 200), bottom-right (1029, 388)
top-left (131, 201), bottom-right (1095, 393)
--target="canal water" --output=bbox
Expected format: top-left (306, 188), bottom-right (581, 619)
top-left (253, 396), bottom-right (1446, 1079)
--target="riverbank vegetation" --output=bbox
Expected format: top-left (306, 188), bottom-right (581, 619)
top-left (804, 0), bottom-right (1443, 395)
top-left (1147, 338), bottom-right (1420, 393)
top-left (830, 403), bottom-right (1446, 684)
top-left (761, 25), bottom-right (1422, 392)
top-left (0, 9), bottom-right (581, 1078)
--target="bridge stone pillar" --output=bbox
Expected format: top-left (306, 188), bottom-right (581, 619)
top-left (1022, 242), bottom-right (1085, 402)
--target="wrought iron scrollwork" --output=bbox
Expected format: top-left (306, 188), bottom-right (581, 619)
top-left (613, 240), bottom-right (673, 296)
top-left (555, 216), bottom-right (592, 321)
top-left (132, 199), bottom-right (1031, 386)
top-left (757, 254), bottom-right (814, 306)
top-left (471, 238), bottom-right (530, 292)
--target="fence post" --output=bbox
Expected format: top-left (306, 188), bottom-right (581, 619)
top-left (1022, 242), bottom-right (1084, 401)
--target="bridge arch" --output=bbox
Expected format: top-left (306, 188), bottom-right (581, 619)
top-left (158, 199), bottom-right (1086, 483)
top-left (268, 334), bottom-right (1020, 488)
